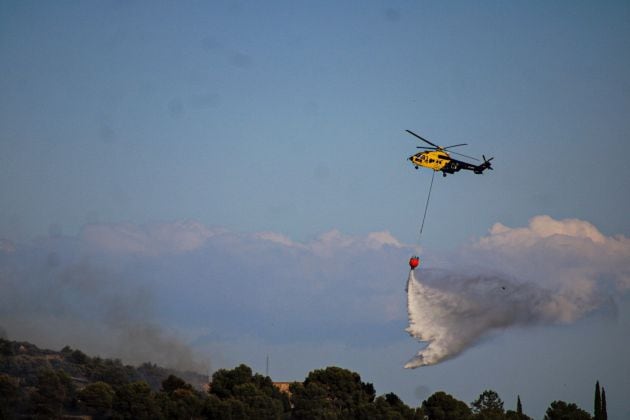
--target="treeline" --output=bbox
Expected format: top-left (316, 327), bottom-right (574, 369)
top-left (0, 338), bottom-right (604, 419)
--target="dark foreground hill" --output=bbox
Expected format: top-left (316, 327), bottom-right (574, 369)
top-left (1, 337), bottom-right (598, 419)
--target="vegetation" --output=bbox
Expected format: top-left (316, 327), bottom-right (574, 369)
top-left (594, 381), bottom-right (602, 420)
top-left (593, 380), bottom-right (608, 420)
top-left (0, 338), bottom-right (606, 419)
top-left (504, 395), bottom-right (532, 420)
top-left (544, 401), bottom-right (591, 420)
top-left (471, 389), bottom-right (504, 419)
top-left (422, 391), bottom-right (471, 419)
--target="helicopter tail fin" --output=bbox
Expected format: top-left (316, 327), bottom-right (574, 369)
top-left (474, 155), bottom-right (494, 174)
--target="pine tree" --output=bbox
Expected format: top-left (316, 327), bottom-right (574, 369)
top-left (517, 395), bottom-right (523, 416)
top-left (594, 381), bottom-right (602, 420)
top-left (601, 387), bottom-right (607, 420)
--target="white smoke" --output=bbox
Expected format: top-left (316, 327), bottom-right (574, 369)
top-left (405, 215), bottom-right (630, 368)
top-left (405, 270), bottom-right (560, 367)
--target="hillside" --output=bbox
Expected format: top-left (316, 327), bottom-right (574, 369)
top-left (0, 338), bottom-right (208, 391)
top-left (0, 338), bottom-right (416, 419)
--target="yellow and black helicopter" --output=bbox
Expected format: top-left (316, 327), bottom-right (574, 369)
top-left (406, 130), bottom-right (493, 177)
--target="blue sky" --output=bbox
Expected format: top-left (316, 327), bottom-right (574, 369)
top-left (1, 1), bottom-right (629, 418)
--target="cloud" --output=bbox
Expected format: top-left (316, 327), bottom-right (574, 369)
top-left (481, 215), bottom-right (607, 246)
top-left (254, 231), bottom-right (304, 248)
top-left (405, 215), bottom-right (630, 367)
top-left (306, 229), bottom-right (405, 257)
top-left (472, 215), bottom-right (630, 292)
top-left (80, 220), bottom-right (220, 256)
top-left (80, 221), bottom-right (404, 257)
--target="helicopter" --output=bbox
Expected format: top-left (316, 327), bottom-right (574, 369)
top-left (406, 130), bottom-right (494, 177)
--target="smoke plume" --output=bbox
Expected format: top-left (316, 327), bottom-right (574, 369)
top-left (0, 242), bottom-right (208, 372)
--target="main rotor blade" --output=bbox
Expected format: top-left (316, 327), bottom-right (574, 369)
top-left (405, 130), bottom-right (440, 149)
top-left (416, 146), bottom-right (438, 150)
top-left (443, 143), bottom-right (467, 150)
top-left (450, 151), bottom-right (479, 161)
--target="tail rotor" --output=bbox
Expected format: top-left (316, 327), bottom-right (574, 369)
top-left (482, 155), bottom-right (494, 170)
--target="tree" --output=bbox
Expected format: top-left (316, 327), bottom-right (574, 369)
top-left (234, 382), bottom-right (285, 419)
top-left (209, 364), bottom-right (287, 419)
top-left (601, 387), bottom-right (607, 420)
top-left (78, 381), bottom-right (115, 418)
top-left (290, 380), bottom-right (338, 419)
top-left (506, 411), bottom-right (532, 420)
top-left (202, 394), bottom-right (248, 420)
top-left (113, 381), bottom-right (161, 419)
top-left (157, 387), bottom-right (204, 420)
top-left (544, 400), bottom-right (591, 420)
top-left (0, 373), bottom-right (21, 419)
top-left (422, 391), bottom-right (471, 420)
top-left (161, 374), bottom-right (193, 395)
top-left (505, 395), bottom-right (532, 420)
top-left (291, 366), bottom-right (376, 419)
top-left (70, 349), bottom-right (89, 365)
top-left (210, 364), bottom-right (255, 399)
top-left (31, 368), bottom-right (76, 418)
top-left (88, 358), bottom-right (136, 387)
top-left (371, 392), bottom-right (423, 420)
top-left (594, 381), bottom-right (602, 420)
top-left (471, 390), bottom-right (504, 419)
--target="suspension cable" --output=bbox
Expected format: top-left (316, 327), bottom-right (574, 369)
top-left (418, 170), bottom-right (436, 244)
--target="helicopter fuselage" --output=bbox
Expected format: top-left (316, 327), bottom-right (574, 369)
top-left (409, 150), bottom-right (451, 172)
